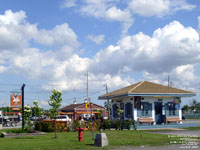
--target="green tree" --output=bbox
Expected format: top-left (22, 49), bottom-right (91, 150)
top-left (48, 89), bottom-right (62, 139)
top-left (182, 104), bottom-right (189, 114)
top-left (190, 99), bottom-right (200, 113)
top-left (32, 100), bottom-right (43, 118)
top-left (24, 104), bottom-right (32, 131)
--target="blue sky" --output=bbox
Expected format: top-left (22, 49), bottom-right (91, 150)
top-left (0, 0), bottom-right (200, 109)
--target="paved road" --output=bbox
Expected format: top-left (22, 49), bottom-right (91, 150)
top-left (111, 144), bottom-right (199, 150)
top-left (152, 130), bottom-right (200, 137)
top-left (111, 120), bottom-right (200, 150)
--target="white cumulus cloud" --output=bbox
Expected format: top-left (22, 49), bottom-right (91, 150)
top-left (89, 21), bottom-right (200, 75)
top-left (61, 0), bottom-right (77, 8)
top-left (79, 0), bottom-right (134, 35)
top-left (128, 0), bottom-right (196, 17)
top-left (87, 34), bottom-right (105, 44)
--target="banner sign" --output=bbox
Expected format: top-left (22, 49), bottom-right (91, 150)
top-left (85, 103), bottom-right (90, 109)
top-left (10, 94), bottom-right (22, 110)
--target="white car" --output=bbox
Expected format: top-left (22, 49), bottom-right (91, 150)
top-left (55, 115), bottom-right (71, 122)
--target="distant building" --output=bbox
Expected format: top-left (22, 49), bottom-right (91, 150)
top-left (58, 102), bottom-right (107, 120)
top-left (99, 81), bottom-right (196, 124)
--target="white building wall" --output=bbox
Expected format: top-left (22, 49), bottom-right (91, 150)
top-left (111, 96), bottom-right (182, 123)
top-left (152, 101), bottom-right (155, 124)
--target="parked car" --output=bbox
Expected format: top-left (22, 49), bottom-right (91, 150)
top-left (30, 116), bottom-right (44, 121)
top-left (54, 115), bottom-right (71, 122)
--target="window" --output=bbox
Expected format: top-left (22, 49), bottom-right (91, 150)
top-left (168, 103), bottom-right (175, 116)
top-left (141, 102), bottom-right (149, 116)
top-left (112, 104), bottom-right (119, 118)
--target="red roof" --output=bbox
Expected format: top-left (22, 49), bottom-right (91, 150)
top-left (59, 103), bottom-right (105, 113)
top-left (59, 103), bottom-right (83, 112)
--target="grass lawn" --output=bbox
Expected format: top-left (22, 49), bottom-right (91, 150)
top-left (0, 129), bottom-right (180, 150)
top-left (182, 126), bottom-right (200, 130)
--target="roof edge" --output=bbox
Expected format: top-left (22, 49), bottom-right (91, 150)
top-left (99, 93), bottom-right (196, 99)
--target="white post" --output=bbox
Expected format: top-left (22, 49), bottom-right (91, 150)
top-left (0, 111), bottom-right (2, 129)
top-left (179, 109), bottom-right (182, 124)
top-left (152, 102), bottom-right (156, 125)
top-left (133, 100), bottom-right (137, 121)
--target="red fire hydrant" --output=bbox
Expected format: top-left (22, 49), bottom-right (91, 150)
top-left (77, 127), bottom-right (84, 141)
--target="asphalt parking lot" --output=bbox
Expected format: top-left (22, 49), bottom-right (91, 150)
top-left (113, 119), bottom-right (200, 150)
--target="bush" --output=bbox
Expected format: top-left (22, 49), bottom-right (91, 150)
top-left (34, 121), bottom-right (53, 132)
top-left (113, 120), bottom-right (121, 130)
top-left (88, 121), bottom-right (92, 131)
top-left (103, 120), bottom-right (111, 130)
top-left (67, 126), bottom-right (71, 132)
top-left (72, 120), bottom-right (79, 131)
top-left (96, 120), bottom-right (100, 131)
top-left (124, 120), bottom-right (131, 130)
top-left (34, 122), bottom-right (41, 131)
top-left (132, 120), bottom-right (137, 130)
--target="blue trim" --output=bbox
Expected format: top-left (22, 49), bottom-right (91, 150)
top-left (99, 93), bottom-right (196, 99)
top-left (128, 93), bottom-right (196, 97)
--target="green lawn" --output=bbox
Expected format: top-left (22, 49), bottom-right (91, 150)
top-left (0, 130), bottom-right (180, 150)
top-left (182, 126), bottom-right (200, 130)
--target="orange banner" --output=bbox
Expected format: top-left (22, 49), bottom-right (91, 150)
top-left (10, 94), bottom-right (22, 109)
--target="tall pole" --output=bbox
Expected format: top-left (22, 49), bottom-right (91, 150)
top-left (21, 84), bottom-right (25, 130)
top-left (168, 75), bottom-right (170, 87)
top-left (86, 71), bottom-right (94, 140)
top-left (105, 83), bottom-right (110, 120)
top-left (90, 102), bottom-right (94, 140)
top-left (86, 71), bottom-right (88, 101)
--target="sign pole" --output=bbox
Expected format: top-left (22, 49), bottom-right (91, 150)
top-left (21, 84), bottom-right (25, 130)
top-left (90, 103), bottom-right (94, 140)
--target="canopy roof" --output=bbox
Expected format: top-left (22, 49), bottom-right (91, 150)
top-left (99, 81), bottom-right (196, 99)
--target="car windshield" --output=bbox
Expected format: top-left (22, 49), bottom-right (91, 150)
top-left (55, 116), bottom-right (67, 119)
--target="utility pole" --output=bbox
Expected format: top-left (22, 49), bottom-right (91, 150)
top-left (85, 71), bottom-right (94, 140)
top-left (86, 71), bottom-right (88, 101)
top-left (21, 84), bottom-right (25, 130)
top-left (168, 75), bottom-right (170, 87)
top-left (104, 83), bottom-right (110, 120)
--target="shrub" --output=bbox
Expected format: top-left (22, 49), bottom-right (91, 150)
top-left (72, 120), bottom-right (79, 131)
top-left (34, 122), bottom-right (41, 131)
top-left (103, 120), bottom-right (111, 130)
top-left (96, 120), bottom-right (100, 131)
top-left (34, 121), bottom-right (53, 132)
top-left (88, 121), bottom-right (92, 131)
top-left (124, 120), bottom-right (131, 130)
top-left (67, 126), bottom-right (71, 132)
top-left (132, 120), bottom-right (137, 130)
top-left (113, 120), bottom-right (121, 130)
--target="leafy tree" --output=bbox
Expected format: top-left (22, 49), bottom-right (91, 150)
top-left (104, 101), bottom-right (111, 119)
top-left (190, 99), bottom-right (200, 113)
top-left (48, 89), bottom-right (62, 139)
top-left (182, 104), bottom-right (189, 113)
top-left (24, 105), bottom-right (32, 131)
top-left (32, 100), bottom-right (43, 118)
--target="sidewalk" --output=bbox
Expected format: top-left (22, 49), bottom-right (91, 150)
top-left (111, 144), bottom-right (199, 150)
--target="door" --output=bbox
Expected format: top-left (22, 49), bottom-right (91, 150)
top-left (154, 102), bottom-right (163, 124)
top-left (120, 103), bottom-right (124, 120)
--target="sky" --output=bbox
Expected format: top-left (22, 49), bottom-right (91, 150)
top-left (0, 0), bottom-right (200, 109)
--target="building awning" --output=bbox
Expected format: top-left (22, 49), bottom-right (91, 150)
top-left (59, 112), bottom-right (74, 115)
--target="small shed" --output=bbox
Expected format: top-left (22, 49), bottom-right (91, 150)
top-left (99, 81), bottom-right (196, 125)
